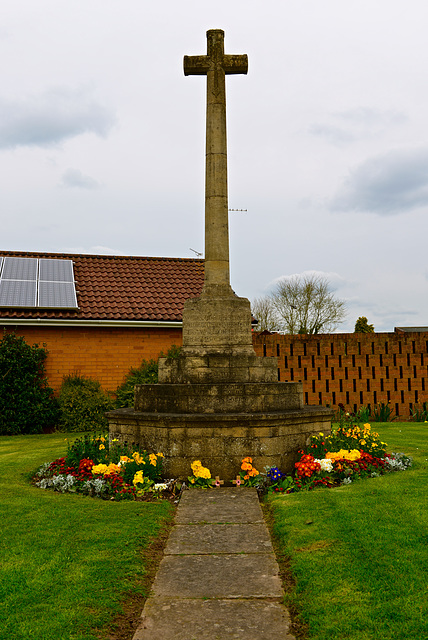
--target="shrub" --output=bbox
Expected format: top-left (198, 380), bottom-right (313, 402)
top-left (0, 332), bottom-right (59, 435)
top-left (58, 375), bottom-right (114, 432)
top-left (115, 345), bottom-right (181, 408)
top-left (354, 316), bottom-right (374, 332)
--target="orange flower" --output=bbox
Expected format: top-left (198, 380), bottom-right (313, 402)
top-left (241, 462), bottom-right (252, 471)
top-left (242, 456), bottom-right (253, 464)
top-left (244, 474), bottom-right (250, 480)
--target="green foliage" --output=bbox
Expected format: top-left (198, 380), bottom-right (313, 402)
top-left (371, 401), bottom-right (395, 422)
top-left (334, 402), bottom-right (394, 424)
top-left (308, 423), bottom-right (388, 459)
top-left (410, 402), bottom-right (428, 421)
top-left (58, 375), bottom-right (114, 432)
top-left (268, 423), bottom-right (428, 640)
top-left (354, 315), bottom-right (375, 332)
top-left (1, 432), bottom-right (174, 640)
top-left (64, 432), bottom-right (111, 467)
top-left (115, 345), bottom-right (181, 408)
top-left (0, 332), bottom-right (59, 435)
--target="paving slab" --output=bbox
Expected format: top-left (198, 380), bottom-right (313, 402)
top-left (151, 553), bottom-right (283, 599)
top-left (175, 487), bottom-right (263, 524)
top-left (132, 487), bottom-right (296, 640)
top-left (133, 598), bottom-right (296, 640)
top-left (165, 522), bottom-right (273, 554)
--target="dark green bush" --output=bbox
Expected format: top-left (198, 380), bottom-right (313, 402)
top-left (0, 332), bottom-right (59, 435)
top-left (115, 345), bottom-right (181, 408)
top-left (58, 375), bottom-right (114, 432)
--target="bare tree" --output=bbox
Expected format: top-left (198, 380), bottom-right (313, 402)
top-left (271, 274), bottom-right (346, 334)
top-left (251, 295), bottom-right (278, 332)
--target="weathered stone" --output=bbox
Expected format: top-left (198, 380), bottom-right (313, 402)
top-left (150, 554), bottom-right (283, 599)
top-left (108, 405), bottom-right (332, 479)
top-left (108, 28), bottom-right (333, 480)
top-left (134, 598), bottom-right (295, 640)
top-left (165, 523), bottom-right (273, 554)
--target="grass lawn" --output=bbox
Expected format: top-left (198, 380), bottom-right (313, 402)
top-left (0, 433), bottom-right (175, 640)
top-left (268, 422), bottom-right (428, 640)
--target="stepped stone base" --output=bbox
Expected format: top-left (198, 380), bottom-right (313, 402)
top-left (135, 381), bottom-right (303, 414)
top-left (107, 404), bottom-right (333, 481)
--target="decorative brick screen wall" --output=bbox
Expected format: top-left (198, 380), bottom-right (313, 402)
top-left (253, 331), bottom-right (428, 419)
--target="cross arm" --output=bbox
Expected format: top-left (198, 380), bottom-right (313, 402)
top-left (184, 55), bottom-right (210, 76)
top-left (223, 54), bottom-right (248, 75)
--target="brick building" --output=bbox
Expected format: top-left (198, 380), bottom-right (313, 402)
top-left (2, 249), bottom-right (426, 417)
top-left (253, 330), bottom-right (428, 419)
top-left (0, 251), bottom-right (204, 391)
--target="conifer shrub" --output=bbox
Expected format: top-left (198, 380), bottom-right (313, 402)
top-left (115, 345), bottom-right (181, 408)
top-left (0, 332), bottom-right (59, 435)
top-left (58, 375), bottom-right (114, 432)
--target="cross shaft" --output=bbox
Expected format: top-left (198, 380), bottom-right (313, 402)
top-left (184, 30), bottom-right (248, 294)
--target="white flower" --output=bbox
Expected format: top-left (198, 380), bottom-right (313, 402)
top-left (154, 483), bottom-right (168, 492)
top-left (342, 477), bottom-right (352, 485)
top-left (315, 458), bottom-right (334, 473)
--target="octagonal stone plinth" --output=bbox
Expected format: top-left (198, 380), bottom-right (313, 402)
top-left (107, 405), bottom-right (332, 481)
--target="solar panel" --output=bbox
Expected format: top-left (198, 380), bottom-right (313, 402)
top-left (39, 258), bottom-right (74, 283)
top-left (0, 256), bottom-right (78, 308)
top-left (0, 280), bottom-right (37, 307)
top-left (38, 282), bottom-right (78, 308)
top-left (2, 257), bottom-right (38, 281)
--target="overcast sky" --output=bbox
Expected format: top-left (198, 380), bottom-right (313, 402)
top-left (1, 0), bottom-right (428, 332)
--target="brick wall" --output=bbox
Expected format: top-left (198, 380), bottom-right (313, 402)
top-left (4, 324), bottom-right (427, 417)
top-left (253, 331), bottom-right (428, 419)
top-left (1, 325), bottom-right (182, 392)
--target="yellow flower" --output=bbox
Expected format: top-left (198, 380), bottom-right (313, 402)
top-left (105, 463), bottom-right (121, 475)
top-left (195, 466), bottom-right (211, 479)
top-left (133, 470), bottom-right (145, 485)
top-left (319, 432), bottom-right (324, 436)
top-left (360, 439), bottom-right (366, 445)
top-left (363, 423), bottom-right (371, 429)
top-left (92, 463), bottom-right (108, 475)
top-left (99, 444), bottom-right (105, 450)
top-left (132, 452), bottom-right (145, 465)
top-left (100, 436), bottom-right (105, 442)
top-left (326, 449), bottom-right (361, 462)
top-left (191, 460), bottom-right (202, 473)
top-left (120, 455), bottom-right (132, 463)
top-left (156, 452), bottom-right (164, 458)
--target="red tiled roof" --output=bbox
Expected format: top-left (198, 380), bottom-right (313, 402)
top-left (0, 251), bottom-right (204, 322)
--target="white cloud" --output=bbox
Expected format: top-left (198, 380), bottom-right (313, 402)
top-left (331, 147), bottom-right (428, 215)
top-left (0, 86), bottom-right (116, 150)
top-left (309, 107), bottom-right (407, 146)
top-left (270, 270), bottom-right (346, 289)
top-left (60, 169), bottom-right (100, 189)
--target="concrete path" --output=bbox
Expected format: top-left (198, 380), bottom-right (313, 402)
top-left (133, 487), bottom-right (296, 640)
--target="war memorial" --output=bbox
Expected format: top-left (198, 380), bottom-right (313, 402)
top-left (108, 29), bottom-right (333, 481)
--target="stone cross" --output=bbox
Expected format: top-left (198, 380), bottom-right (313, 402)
top-left (214, 475), bottom-right (224, 487)
top-left (184, 30), bottom-right (248, 295)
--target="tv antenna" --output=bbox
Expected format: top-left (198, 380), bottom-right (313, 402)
top-left (189, 248), bottom-right (203, 257)
top-left (228, 208), bottom-right (247, 212)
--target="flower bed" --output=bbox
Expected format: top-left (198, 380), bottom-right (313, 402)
top-left (33, 424), bottom-right (413, 500)
top-left (266, 423), bottom-right (413, 494)
top-left (33, 434), bottom-right (172, 501)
